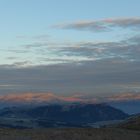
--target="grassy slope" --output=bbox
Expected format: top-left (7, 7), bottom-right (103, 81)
top-left (0, 116), bottom-right (140, 140)
top-left (117, 116), bottom-right (140, 131)
top-left (0, 128), bottom-right (139, 140)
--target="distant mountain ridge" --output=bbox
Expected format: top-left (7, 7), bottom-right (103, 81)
top-left (27, 103), bottom-right (128, 123)
top-left (0, 103), bottom-right (129, 128)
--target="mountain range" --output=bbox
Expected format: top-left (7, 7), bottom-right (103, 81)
top-left (0, 103), bottom-right (129, 128)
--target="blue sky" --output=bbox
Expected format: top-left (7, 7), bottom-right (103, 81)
top-left (0, 0), bottom-right (140, 63)
top-left (0, 0), bottom-right (140, 65)
top-left (0, 0), bottom-right (140, 103)
top-left (0, 0), bottom-right (140, 44)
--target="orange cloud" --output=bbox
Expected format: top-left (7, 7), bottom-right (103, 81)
top-left (0, 92), bottom-right (139, 104)
top-left (0, 93), bottom-right (86, 103)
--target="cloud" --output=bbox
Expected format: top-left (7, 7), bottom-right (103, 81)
top-left (108, 93), bottom-right (140, 102)
top-left (0, 57), bottom-right (140, 95)
top-left (13, 61), bottom-right (33, 67)
top-left (16, 34), bottom-right (49, 41)
top-left (51, 35), bottom-right (140, 62)
top-left (0, 92), bottom-right (139, 105)
top-left (7, 49), bottom-right (29, 54)
top-left (56, 42), bottom-right (117, 58)
top-left (1, 35), bottom-right (140, 95)
top-left (0, 93), bottom-right (90, 104)
top-left (6, 57), bottom-right (19, 60)
top-left (4, 33), bottom-right (140, 66)
top-left (54, 17), bottom-right (140, 32)
top-left (23, 42), bottom-right (48, 49)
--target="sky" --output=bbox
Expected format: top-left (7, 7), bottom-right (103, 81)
top-left (0, 0), bottom-right (140, 105)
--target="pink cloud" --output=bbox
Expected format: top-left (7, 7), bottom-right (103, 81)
top-left (55, 17), bottom-right (140, 32)
top-left (0, 92), bottom-right (139, 104)
top-left (0, 93), bottom-right (86, 103)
